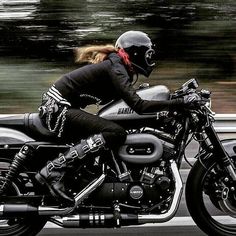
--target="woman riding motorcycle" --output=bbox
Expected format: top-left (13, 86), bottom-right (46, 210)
top-left (33, 30), bottom-right (199, 205)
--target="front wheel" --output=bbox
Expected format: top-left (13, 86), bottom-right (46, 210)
top-left (186, 158), bottom-right (236, 236)
top-left (0, 158), bottom-right (47, 236)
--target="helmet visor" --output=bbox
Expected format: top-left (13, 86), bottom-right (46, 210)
top-left (145, 48), bottom-right (156, 67)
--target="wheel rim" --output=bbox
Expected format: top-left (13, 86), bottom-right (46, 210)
top-left (200, 161), bottom-right (236, 233)
top-left (0, 160), bottom-right (40, 234)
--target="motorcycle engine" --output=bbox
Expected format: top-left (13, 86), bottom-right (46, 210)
top-left (85, 166), bottom-right (174, 212)
top-left (84, 159), bottom-right (175, 211)
top-left (76, 132), bottom-right (176, 211)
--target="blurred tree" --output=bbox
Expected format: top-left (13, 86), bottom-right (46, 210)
top-left (0, 0), bottom-right (235, 113)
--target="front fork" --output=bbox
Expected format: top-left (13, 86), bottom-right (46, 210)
top-left (205, 124), bottom-right (236, 181)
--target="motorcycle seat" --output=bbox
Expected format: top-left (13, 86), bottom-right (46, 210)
top-left (0, 113), bottom-right (57, 141)
top-left (25, 113), bottom-right (57, 140)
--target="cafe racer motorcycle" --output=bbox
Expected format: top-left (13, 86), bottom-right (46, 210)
top-left (0, 78), bottom-right (235, 236)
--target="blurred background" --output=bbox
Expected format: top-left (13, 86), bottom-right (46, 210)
top-left (0, 0), bottom-right (235, 113)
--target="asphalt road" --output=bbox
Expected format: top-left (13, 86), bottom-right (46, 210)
top-left (38, 225), bottom-right (206, 236)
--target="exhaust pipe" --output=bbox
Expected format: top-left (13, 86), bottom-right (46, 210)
top-left (138, 160), bottom-right (183, 223)
top-left (0, 204), bottom-right (38, 217)
top-left (0, 162), bottom-right (182, 225)
top-left (49, 160), bottom-right (183, 228)
top-left (60, 213), bottom-right (138, 228)
top-left (0, 173), bottom-right (106, 217)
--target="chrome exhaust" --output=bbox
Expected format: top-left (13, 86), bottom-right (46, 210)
top-left (0, 204), bottom-right (38, 217)
top-left (51, 213), bottom-right (138, 228)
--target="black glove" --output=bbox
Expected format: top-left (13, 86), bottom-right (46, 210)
top-left (183, 93), bottom-right (202, 109)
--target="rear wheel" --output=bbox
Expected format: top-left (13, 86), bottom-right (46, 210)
top-left (186, 158), bottom-right (236, 236)
top-left (0, 158), bottom-right (47, 236)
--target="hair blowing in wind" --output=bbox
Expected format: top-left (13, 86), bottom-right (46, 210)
top-left (74, 45), bottom-right (117, 64)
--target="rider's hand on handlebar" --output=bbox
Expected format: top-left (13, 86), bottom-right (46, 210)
top-left (183, 93), bottom-right (202, 109)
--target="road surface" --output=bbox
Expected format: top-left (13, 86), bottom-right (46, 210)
top-left (39, 225), bottom-right (206, 236)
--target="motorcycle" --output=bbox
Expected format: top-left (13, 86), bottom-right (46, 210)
top-left (0, 78), bottom-right (235, 236)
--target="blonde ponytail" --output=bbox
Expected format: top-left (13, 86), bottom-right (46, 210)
top-left (74, 45), bottom-right (117, 64)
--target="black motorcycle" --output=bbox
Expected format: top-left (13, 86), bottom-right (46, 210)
top-left (0, 78), bottom-right (235, 236)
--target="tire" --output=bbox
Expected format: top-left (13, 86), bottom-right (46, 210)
top-left (0, 158), bottom-right (47, 236)
top-left (0, 217), bottom-right (47, 236)
top-left (186, 158), bottom-right (236, 236)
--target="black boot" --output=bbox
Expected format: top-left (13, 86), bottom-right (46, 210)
top-left (35, 134), bottom-right (106, 205)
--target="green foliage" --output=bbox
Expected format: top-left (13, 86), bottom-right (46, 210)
top-left (0, 0), bottom-right (235, 113)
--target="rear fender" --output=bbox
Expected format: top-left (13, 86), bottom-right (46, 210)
top-left (0, 127), bottom-right (34, 146)
top-left (0, 128), bottom-right (34, 163)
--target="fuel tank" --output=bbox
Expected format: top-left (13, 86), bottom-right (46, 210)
top-left (98, 85), bottom-right (170, 121)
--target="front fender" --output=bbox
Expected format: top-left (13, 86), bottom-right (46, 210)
top-left (0, 127), bottom-right (34, 145)
top-left (197, 139), bottom-right (236, 165)
top-left (221, 139), bottom-right (236, 158)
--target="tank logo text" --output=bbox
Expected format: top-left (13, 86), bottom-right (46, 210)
top-left (118, 107), bottom-right (134, 114)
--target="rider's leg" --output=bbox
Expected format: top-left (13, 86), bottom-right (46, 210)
top-left (35, 134), bottom-right (106, 205)
top-left (35, 109), bottom-right (126, 205)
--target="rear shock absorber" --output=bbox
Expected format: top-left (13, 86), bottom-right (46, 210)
top-left (0, 144), bottom-right (35, 194)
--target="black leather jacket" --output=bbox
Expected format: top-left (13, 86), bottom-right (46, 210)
top-left (53, 53), bottom-right (182, 114)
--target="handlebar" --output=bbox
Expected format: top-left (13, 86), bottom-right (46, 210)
top-left (171, 78), bottom-right (210, 100)
top-left (171, 78), bottom-right (199, 98)
top-left (170, 78), bottom-right (212, 113)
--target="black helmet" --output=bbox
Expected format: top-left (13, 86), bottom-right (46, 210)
top-left (115, 31), bottom-right (156, 77)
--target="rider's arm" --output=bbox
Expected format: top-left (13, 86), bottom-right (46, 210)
top-left (109, 56), bottom-right (183, 114)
